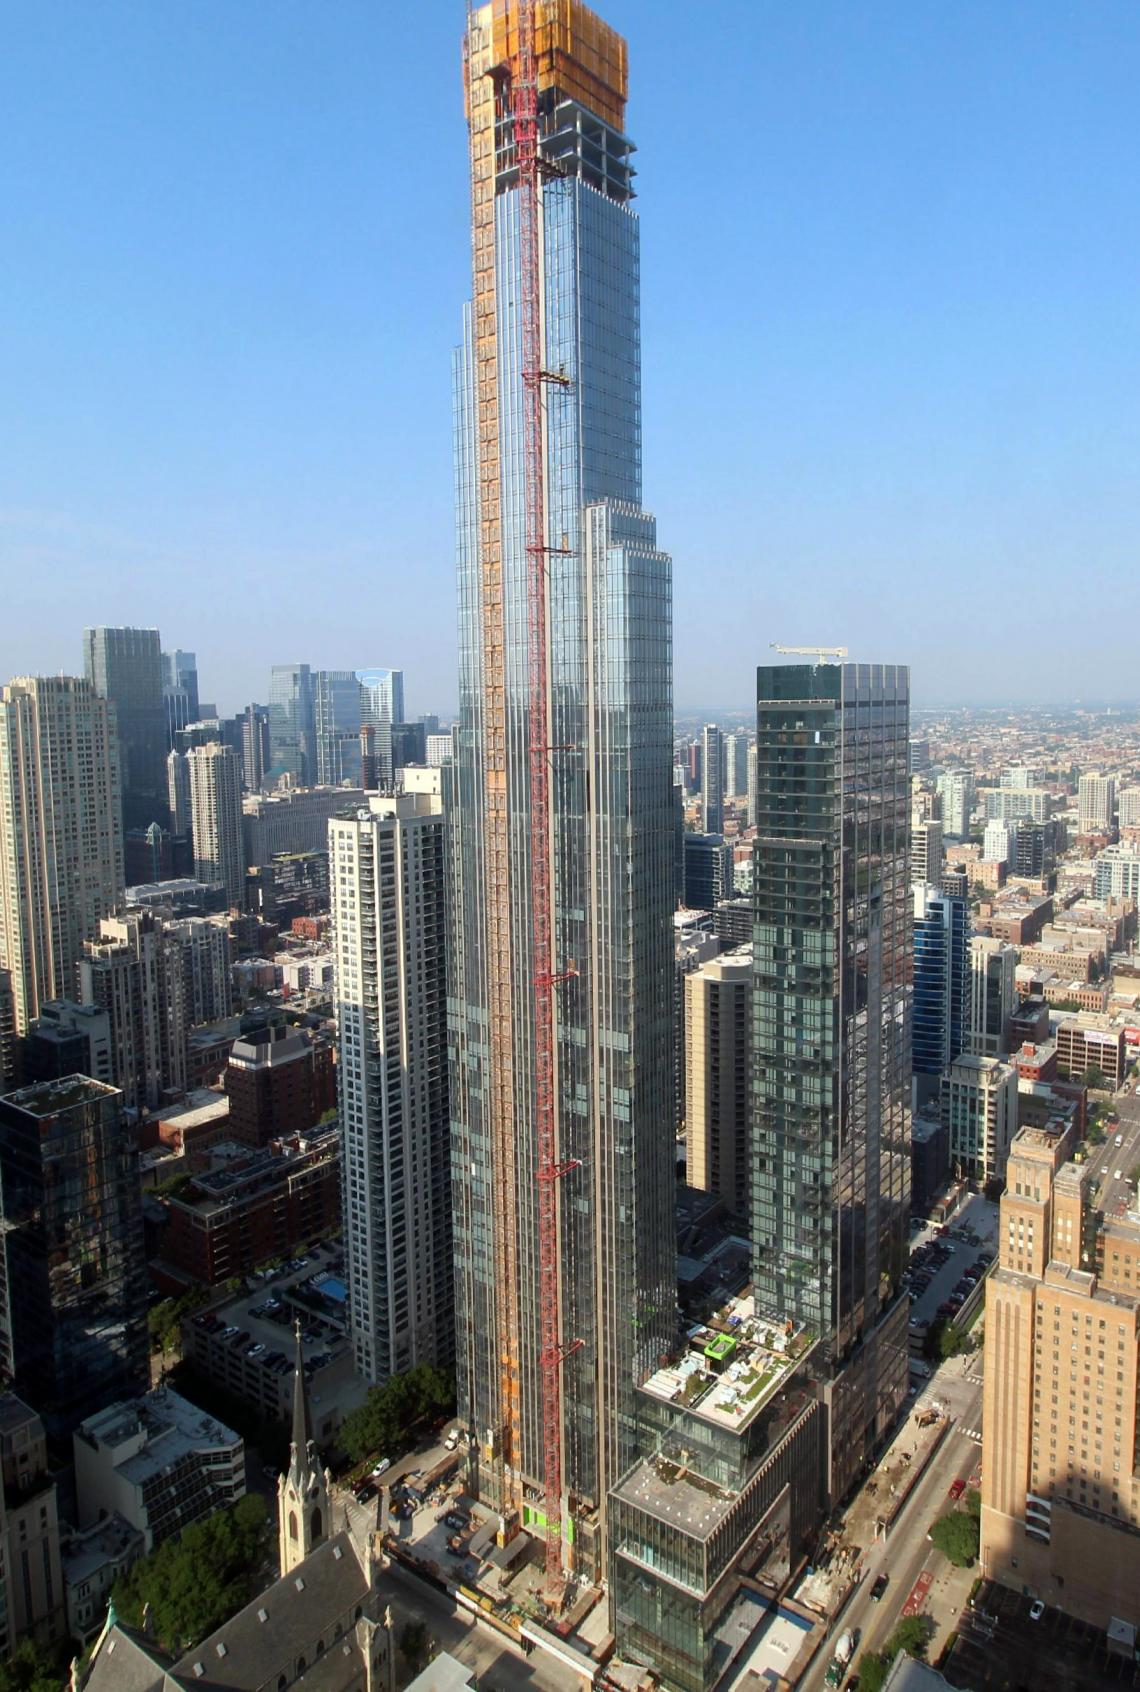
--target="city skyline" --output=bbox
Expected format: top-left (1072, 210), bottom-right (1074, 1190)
top-left (5, 2), bottom-right (1140, 708)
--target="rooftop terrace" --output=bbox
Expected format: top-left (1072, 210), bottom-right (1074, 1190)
top-left (640, 1294), bottom-right (812, 1431)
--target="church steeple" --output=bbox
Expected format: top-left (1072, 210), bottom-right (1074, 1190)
top-left (277, 1322), bottom-right (330, 1575)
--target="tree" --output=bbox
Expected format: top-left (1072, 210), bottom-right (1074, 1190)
top-left (398, 1620), bottom-right (432, 1676)
top-left (856, 1617), bottom-right (931, 1692)
top-left (0, 1639), bottom-right (69, 1692)
top-left (929, 1507), bottom-right (980, 1567)
top-left (339, 1363), bottom-right (456, 1467)
top-left (1084, 1065), bottom-right (1109, 1091)
top-left (112, 1492), bottom-right (270, 1653)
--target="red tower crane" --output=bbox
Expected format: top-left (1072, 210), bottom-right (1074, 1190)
top-left (512, 0), bottom-right (577, 1603)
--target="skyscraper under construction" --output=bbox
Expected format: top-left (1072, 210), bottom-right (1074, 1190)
top-left (447, 0), bottom-right (675, 1583)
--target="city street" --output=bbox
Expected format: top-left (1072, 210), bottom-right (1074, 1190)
top-left (1090, 1080), bottom-right (1140, 1216)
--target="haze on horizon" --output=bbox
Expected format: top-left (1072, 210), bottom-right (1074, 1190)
top-left (3, 0), bottom-right (1138, 716)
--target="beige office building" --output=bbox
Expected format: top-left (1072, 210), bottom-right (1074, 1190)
top-left (187, 742), bottom-right (245, 911)
top-left (982, 1128), bottom-right (1140, 1631)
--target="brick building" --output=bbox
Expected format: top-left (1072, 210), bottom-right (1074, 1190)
top-left (223, 1020), bottom-right (335, 1147)
top-left (158, 1129), bottom-right (341, 1284)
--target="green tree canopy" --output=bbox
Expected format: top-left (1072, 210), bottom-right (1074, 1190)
top-left (0, 1638), bottom-right (69, 1692)
top-left (856, 1617), bottom-right (931, 1692)
top-left (339, 1363), bottom-right (456, 1467)
top-left (930, 1506), bottom-right (980, 1567)
top-left (112, 1492), bottom-right (269, 1653)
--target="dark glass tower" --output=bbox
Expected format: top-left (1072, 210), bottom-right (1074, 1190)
top-left (912, 883), bottom-right (969, 1100)
top-left (0, 1077), bottom-right (148, 1442)
top-left (751, 663), bottom-right (911, 1502)
top-left (83, 626), bottom-right (169, 831)
top-left (448, 2), bottom-right (674, 1576)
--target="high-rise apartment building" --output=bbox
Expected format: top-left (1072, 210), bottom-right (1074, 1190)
top-left (1093, 844), bottom-right (1140, 903)
top-left (83, 627), bottom-right (168, 831)
top-left (911, 817), bottom-right (944, 885)
top-left (986, 786), bottom-right (1053, 824)
top-left (968, 934), bottom-right (1017, 1057)
top-left (682, 832), bottom-right (734, 911)
top-left (751, 662), bottom-right (911, 1503)
top-left (982, 1128), bottom-right (1140, 1629)
top-left (700, 723), bottom-right (724, 834)
top-left (78, 913), bottom-right (188, 1112)
top-left (449, 1), bottom-right (675, 1574)
top-left (331, 792), bottom-right (452, 1384)
top-left (1119, 786), bottom-right (1140, 830)
top-left (186, 743), bottom-right (245, 910)
top-left (746, 741), bottom-right (758, 829)
top-left (936, 767), bottom-right (974, 839)
top-left (685, 949), bottom-right (750, 1217)
top-left (723, 732), bottom-right (750, 800)
top-left (0, 677), bottom-right (124, 1035)
top-left (167, 748), bottom-right (192, 835)
top-left (240, 703), bottom-right (271, 793)
top-left (1077, 772), bottom-right (1115, 836)
top-left (983, 818), bottom-right (1014, 866)
top-left (0, 968), bottom-right (15, 1093)
top-left (0, 1077), bottom-right (148, 1440)
top-left (268, 664), bottom-right (315, 786)
top-left (912, 884), bottom-right (969, 1104)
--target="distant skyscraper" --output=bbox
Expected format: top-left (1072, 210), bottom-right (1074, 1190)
top-left (167, 748), bottom-right (192, 835)
top-left (357, 669), bottom-right (405, 787)
top-left (723, 732), bottom-right (750, 800)
top-left (313, 670), bottom-right (364, 786)
top-left (331, 792), bottom-right (452, 1384)
top-left (0, 677), bottom-right (124, 1035)
top-left (912, 883), bottom-right (969, 1104)
top-left (268, 664), bottom-right (315, 786)
top-left (240, 703), bottom-right (271, 792)
top-left (0, 1077), bottom-right (148, 1440)
top-left (752, 662), bottom-right (911, 1504)
top-left (83, 627), bottom-right (168, 830)
top-left (936, 767), bottom-right (974, 840)
top-left (449, 0), bottom-right (674, 1569)
top-left (700, 723), bottom-right (724, 834)
top-left (746, 740), bottom-right (758, 829)
top-left (161, 649), bottom-right (200, 745)
top-left (1077, 772), bottom-right (1115, 836)
top-left (187, 743), bottom-right (245, 910)
top-left (1119, 786), bottom-right (1140, 829)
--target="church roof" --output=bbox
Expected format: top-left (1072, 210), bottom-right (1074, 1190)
top-left (170, 1531), bottom-right (370, 1691)
top-left (79, 1623), bottom-right (183, 1692)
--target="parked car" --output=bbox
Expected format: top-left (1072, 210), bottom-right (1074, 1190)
top-left (948, 1477), bottom-right (967, 1500)
top-left (373, 1457), bottom-right (392, 1477)
top-left (1029, 1600), bottom-right (1045, 1622)
top-left (869, 1574), bottom-right (889, 1602)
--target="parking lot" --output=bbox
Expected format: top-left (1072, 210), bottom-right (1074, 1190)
top-left (905, 1196), bottom-right (997, 1343)
top-left (947, 1581), bottom-right (1140, 1690)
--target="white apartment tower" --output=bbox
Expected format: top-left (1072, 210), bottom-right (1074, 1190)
top-left (330, 792), bottom-right (452, 1385)
top-left (0, 676), bottom-right (124, 1033)
top-left (187, 743), bottom-right (245, 911)
top-left (911, 818), bottom-right (944, 885)
top-left (937, 768), bottom-right (974, 840)
top-left (1077, 772), bottom-right (1115, 836)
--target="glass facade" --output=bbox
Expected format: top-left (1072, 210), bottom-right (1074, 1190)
top-left (314, 670), bottom-right (364, 787)
top-left (449, 16), bottom-right (674, 1575)
top-left (268, 663), bottom-right (315, 786)
top-left (0, 1078), bottom-right (148, 1442)
top-left (83, 627), bottom-right (169, 831)
top-left (750, 664), bottom-right (911, 1502)
top-left (912, 885), bottom-right (968, 1082)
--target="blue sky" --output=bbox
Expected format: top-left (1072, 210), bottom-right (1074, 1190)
top-left (3, 1), bottom-right (1139, 714)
